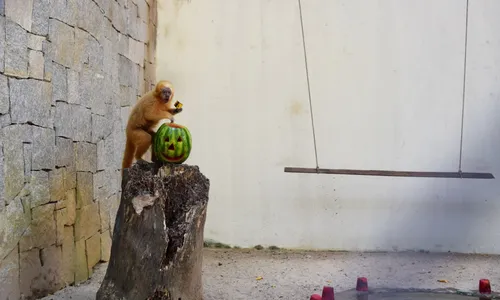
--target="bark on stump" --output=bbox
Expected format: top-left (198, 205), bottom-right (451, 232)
top-left (96, 160), bottom-right (210, 300)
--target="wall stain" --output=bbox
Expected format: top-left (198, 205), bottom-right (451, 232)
top-left (289, 101), bottom-right (306, 116)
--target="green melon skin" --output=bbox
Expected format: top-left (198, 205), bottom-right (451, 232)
top-left (153, 122), bottom-right (192, 164)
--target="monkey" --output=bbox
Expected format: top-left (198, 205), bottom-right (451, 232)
top-left (122, 80), bottom-right (183, 172)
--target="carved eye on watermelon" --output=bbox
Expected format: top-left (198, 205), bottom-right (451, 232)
top-left (153, 122), bottom-right (192, 164)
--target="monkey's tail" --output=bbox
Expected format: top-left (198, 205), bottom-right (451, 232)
top-left (122, 138), bottom-right (135, 171)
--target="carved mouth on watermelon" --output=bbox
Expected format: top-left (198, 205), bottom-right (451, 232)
top-left (160, 153), bottom-right (185, 162)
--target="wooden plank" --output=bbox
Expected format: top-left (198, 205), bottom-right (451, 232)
top-left (284, 167), bottom-right (494, 179)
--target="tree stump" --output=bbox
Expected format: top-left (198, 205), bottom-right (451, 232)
top-left (96, 160), bottom-right (210, 300)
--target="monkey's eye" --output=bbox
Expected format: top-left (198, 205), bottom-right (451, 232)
top-left (177, 137), bottom-right (182, 142)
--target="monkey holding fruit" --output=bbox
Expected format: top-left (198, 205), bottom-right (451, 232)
top-left (122, 80), bottom-right (183, 171)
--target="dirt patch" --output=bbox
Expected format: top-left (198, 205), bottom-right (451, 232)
top-left (40, 249), bottom-right (500, 300)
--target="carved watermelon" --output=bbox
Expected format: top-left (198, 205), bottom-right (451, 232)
top-left (153, 122), bottom-right (192, 164)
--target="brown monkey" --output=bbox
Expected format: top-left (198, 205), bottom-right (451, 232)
top-left (122, 80), bottom-right (183, 171)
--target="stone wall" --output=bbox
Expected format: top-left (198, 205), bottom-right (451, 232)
top-left (0, 0), bottom-right (157, 298)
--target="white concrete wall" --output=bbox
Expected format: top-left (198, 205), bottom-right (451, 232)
top-left (156, 0), bottom-right (500, 254)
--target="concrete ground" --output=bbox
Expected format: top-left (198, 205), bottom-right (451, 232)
top-left (40, 248), bottom-right (500, 300)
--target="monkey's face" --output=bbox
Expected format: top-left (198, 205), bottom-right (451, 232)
top-left (160, 87), bottom-right (173, 102)
top-left (155, 80), bottom-right (175, 103)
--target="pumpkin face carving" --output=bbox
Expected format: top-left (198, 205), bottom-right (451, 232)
top-left (153, 122), bottom-right (192, 164)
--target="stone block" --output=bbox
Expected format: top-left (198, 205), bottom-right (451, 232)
top-left (73, 106), bottom-right (92, 142)
top-left (50, 0), bottom-right (77, 27)
top-left (72, 28), bottom-right (88, 70)
top-left (74, 238), bottom-right (88, 283)
top-left (77, 0), bottom-right (104, 41)
top-left (20, 246), bottom-right (63, 298)
top-left (29, 171), bottom-right (50, 208)
top-left (4, 19), bottom-right (28, 77)
top-left (32, 126), bottom-right (55, 170)
top-left (138, 20), bottom-right (147, 44)
top-left (19, 203), bottom-right (57, 251)
top-left (2, 125), bottom-right (33, 204)
top-left (28, 50), bottom-right (44, 79)
top-left (2, 124), bottom-right (33, 143)
top-left (93, 170), bottom-right (115, 201)
top-left (5, 0), bottom-right (33, 31)
top-left (110, 0), bottom-right (126, 33)
top-left (0, 17), bottom-right (4, 72)
top-left (31, 0), bottom-right (49, 35)
top-left (127, 4), bottom-right (139, 40)
top-left (0, 139), bottom-right (4, 210)
top-left (52, 63), bottom-right (67, 102)
top-left (49, 168), bottom-right (65, 202)
top-left (98, 197), bottom-right (111, 232)
top-left (0, 247), bottom-right (20, 300)
top-left (119, 84), bottom-right (137, 108)
top-left (76, 172), bottom-right (93, 208)
top-left (108, 193), bottom-right (120, 232)
top-left (96, 140), bottom-right (106, 171)
top-left (64, 164), bottom-right (77, 190)
top-left (0, 114), bottom-right (10, 128)
top-left (55, 137), bottom-right (74, 167)
top-left (62, 226), bottom-right (75, 285)
top-left (144, 60), bottom-right (155, 83)
top-left (55, 208), bottom-right (66, 245)
top-left (79, 66), bottom-right (106, 114)
top-left (137, 65), bottom-right (145, 94)
top-left (116, 32), bottom-right (129, 57)
top-left (136, 0), bottom-right (148, 21)
top-left (86, 233), bottom-right (101, 276)
top-left (92, 113), bottom-right (112, 144)
top-left (9, 78), bottom-right (52, 128)
top-left (23, 143), bottom-right (32, 182)
top-left (101, 37), bottom-right (116, 78)
top-left (74, 142), bottom-right (97, 172)
top-left (38, 246), bottom-right (64, 291)
top-left (43, 49), bottom-right (52, 81)
top-left (74, 202), bottom-right (100, 241)
top-left (48, 18), bottom-right (75, 68)
top-left (28, 34), bottom-right (45, 51)
top-left (147, 24), bottom-right (157, 63)
top-left (0, 74), bottom-right (7, 115)
top-left (101, 230), bottom-right (111, 262)
top-left (118, 56), bottom-right (138, 90)
top-left (120, 105), bottom-right (131, 130)
top-left (94, 0), bottom-right (110, 17)
top-left (67, 69), bottom-right (80, 104)
top-left (97, 135), bottom-right (122, 171)
top-left (55, 199), bottom-right (66, 210)
top-left (88, 38), bottom-right (104, 73)
top-left (54, 102), bottom-right (92, 142)
top-left (0, 193), bottom-right (30, 261)
top-left (19, 249), bottom-right (41, 299)
top-left (64, 189), bottom-right (76, 225)
top-left (127, 37), bottom-right (144, 67)
top-left (73, 28), bottom-right (104, 72)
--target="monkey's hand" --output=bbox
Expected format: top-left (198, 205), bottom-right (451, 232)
top-left (172, 101), bottom-right (183, 114)
top-left (167, 107), bottom-right (183, 115)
